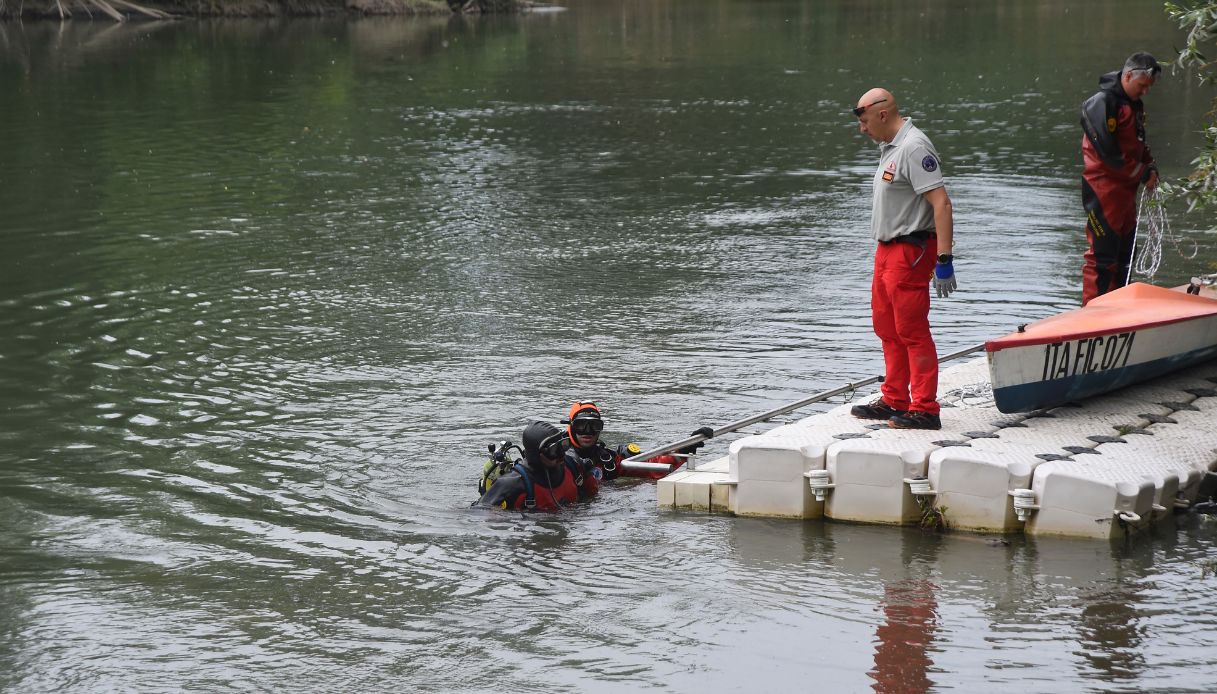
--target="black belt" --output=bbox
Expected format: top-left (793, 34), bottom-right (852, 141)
top-left (881, 229), bottom-right (936, 246)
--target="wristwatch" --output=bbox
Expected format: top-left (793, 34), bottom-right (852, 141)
top-left (937, 254), bottom-right (953, 264)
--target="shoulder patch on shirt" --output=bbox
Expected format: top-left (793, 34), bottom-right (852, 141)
top-left (921, 155), bottom-right (938, 172)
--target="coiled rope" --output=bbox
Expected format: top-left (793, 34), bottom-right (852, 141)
top-left (1129, 186), bottom-right (1198, 283)
top-left (939, 381), bottom-right (995, 409)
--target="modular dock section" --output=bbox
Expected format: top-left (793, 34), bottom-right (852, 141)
top-left (656, 358), bottom-right (1217, 540)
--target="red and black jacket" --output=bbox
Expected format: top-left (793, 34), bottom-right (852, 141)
top-left (1081, 70), bottom-right (1155, 186)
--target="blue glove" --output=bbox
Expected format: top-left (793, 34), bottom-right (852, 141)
top-left (933, 259), bottom-right (957, 299)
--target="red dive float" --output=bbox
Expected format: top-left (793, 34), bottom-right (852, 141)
top-left (986, 282), bottom-right (1217, 413)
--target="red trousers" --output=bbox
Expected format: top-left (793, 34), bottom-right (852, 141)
top-left (872, 239), bottom-right (940, 415)
top-left (1081, 176), bottom-right (1138, 306)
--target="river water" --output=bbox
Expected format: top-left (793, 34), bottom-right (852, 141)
top-left (3, 1), bottom-right (1217, 691)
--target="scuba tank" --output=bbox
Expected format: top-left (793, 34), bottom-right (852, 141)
top-left (479, 439), bottom-right (523, 495)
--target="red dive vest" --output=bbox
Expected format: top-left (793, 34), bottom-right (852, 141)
top-left (513, 461), bottom-right (582, 511)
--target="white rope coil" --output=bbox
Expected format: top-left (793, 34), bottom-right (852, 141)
top-left (1131, 186), bottom-right (1198, 283)
top-left (940, 381), bottom-right (995, 409)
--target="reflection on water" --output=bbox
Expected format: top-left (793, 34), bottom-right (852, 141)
top-left (871, 579), bottom-right (939, 694)
top-left (2, 0), bottom-right (1217, 690)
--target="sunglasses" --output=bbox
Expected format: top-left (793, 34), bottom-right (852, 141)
top-left (571, 418), bottom-right (604, 436)
top-left (1131, 66), bottom-right (1161, 80)
top-left (539, 432), bottom-right (570, 461)
top-left (852, 98), bottom-right (888, 117)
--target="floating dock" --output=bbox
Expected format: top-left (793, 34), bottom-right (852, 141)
top-left (657, 357), bottom-right (1217, 540)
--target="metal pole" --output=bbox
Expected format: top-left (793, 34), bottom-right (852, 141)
top-left (622, 342), bottom-right (987, 464)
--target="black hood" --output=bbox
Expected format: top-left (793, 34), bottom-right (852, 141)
top-left (521, 421), bottom-right (560, 469)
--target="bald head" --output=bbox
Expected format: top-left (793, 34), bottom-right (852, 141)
top-left (858, 88), bottom-right (897, 113)
top-left (855, 88), bottom-right (902, 143)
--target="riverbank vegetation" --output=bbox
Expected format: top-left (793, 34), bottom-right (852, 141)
top-left (1163, 0), bottom-right (1217, 228)
top-left (0, 0), bottom-right (525, 20)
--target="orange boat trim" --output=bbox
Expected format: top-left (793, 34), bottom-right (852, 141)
top-left (986, 283), bottom-right (1217, 352)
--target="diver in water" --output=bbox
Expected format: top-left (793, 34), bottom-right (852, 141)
top-left (476, 421), bottom-right (599, 510)
top-left (563, 401), bottom-right (712, 481)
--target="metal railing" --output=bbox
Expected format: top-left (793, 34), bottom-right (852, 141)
top-left (621, 343), bottom-right (987, 467)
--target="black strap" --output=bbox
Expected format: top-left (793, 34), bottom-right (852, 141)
top-left (565, 458), bottom-right (583, 487)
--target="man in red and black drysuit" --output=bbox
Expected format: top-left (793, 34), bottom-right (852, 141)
top-left (1080, 52), bottom-right (1161, 306)
top-left (849, 88), bottom-right (957, 431)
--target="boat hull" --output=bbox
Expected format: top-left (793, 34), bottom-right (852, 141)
top-left (986, 283), bottom-right (1217, 413)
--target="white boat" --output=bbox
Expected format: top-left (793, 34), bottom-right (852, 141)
top-left (986, 282), bottom-right (1217, 413)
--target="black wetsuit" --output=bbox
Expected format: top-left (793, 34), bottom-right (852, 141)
top-left (567, 443), bottom-right (624, 482)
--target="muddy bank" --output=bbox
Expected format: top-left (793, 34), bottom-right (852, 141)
top-left (1, 0), bottom-right (529, 20)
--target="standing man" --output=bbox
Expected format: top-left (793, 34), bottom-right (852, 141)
top-left (849, 88), bottom-right (956, 431)
top-left (1080, 52), bottom-right (1160, 305)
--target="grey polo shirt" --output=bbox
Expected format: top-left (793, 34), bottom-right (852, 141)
top-left (870, 118), bottom-right (945, 242)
